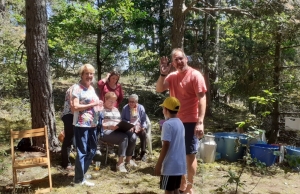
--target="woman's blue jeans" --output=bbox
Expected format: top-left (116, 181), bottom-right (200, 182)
top-left (74, 126), bottom-right (97, 183)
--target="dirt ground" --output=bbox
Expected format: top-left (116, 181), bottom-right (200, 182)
top-left (1, 142), bottom-right (300, 194)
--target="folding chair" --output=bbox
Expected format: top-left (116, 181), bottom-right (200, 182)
top-left (99, 140), bottom-right (115, 165)
top-left (10, 126), bottom-right (52, 193)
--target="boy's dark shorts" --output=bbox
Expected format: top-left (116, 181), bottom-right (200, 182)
top-left (183, 122), bottom-right (199, 155)
top-left (160, 175), bottom-right (182, 191)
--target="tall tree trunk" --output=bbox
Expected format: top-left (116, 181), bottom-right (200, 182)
top-left (158, 0), bottom-right (167, 54)
top-left (97, 28), bottom-right (102, 81)
top-left (25, 0), bottom-right (60, 152)
top-left (208, 0), bottom-right (219, 115)
top-left (0, 0), bottom-right (5, 15)
top-left (269, 30), bottom-right (282, 143)
top-left (202, 12), bottom-right (211, 116)
top-left (171, 0), bottom-right (185, 48)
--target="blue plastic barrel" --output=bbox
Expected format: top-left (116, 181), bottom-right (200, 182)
top-left (285, 146), bottom-right (300, 156)
top-left (250, 144), bottom-right (279, 166)
top-left (285, 146), bottom-right (300, 168)
top-left (214, 132), bottom-right (248, 162)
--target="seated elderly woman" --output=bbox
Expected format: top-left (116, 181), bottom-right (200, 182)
top-left (100, 92), bottom-right (137, 173)
top-left (121, 94), bottom-right (148, 161)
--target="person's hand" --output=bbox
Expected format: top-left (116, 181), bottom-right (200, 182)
top-left (159, 56), bottom-right (171, 76)
top-left (195, 122), bottom-right (204, 138)
top-left (106, 73), bottom-right (111, 79)
top-left (135, 126), bottom-right (141, 133)
top-left (129, 127), bottom-right (135, 132)
top-left (154, 163), bottom-right (162, 176)
top-left (106, 125), bottom-right (119, 130)
top-left (94, 100), bottom-right (103, 112)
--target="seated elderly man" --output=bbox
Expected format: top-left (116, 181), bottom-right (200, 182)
top-left (121, 94), bottom-right (148, 161)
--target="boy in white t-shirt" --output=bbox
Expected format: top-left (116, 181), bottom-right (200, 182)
top-left (155, 97), bottom-right (187, 194)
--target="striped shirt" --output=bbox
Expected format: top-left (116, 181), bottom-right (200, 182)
top-left (101, 107), bottom-right (121, 128)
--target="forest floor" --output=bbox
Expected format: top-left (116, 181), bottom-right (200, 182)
top-left (1, 78), bottom-right (300, 194)
top-left (1, 119), bottom-right (300, 194)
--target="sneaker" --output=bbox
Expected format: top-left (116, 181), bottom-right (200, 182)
top-left (95, 150), bottom-right (102, 156)
top-left (116, 163), bottom-right (127, 172)
top-left (85, 174), bottom-right (92, 179)
top-left (141, 154), bottom-right (147, 162)
top-left (73, 179), bottom-right (95, 187)
top-left (81, 180), bottom-right (95, 187)
top-left (126, 160), bottom-right (138, 167)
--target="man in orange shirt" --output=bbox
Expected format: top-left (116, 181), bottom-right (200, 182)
top-left (156, 48), bottom-right (207, 194)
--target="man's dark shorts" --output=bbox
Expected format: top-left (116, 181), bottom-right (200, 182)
top-left (183, 122), bottom-right (199, 155)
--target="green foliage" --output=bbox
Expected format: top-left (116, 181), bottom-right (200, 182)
top-left (215, 146), bottom-right (268, 193)
top-left (0, 0), bottom-right (28, 97)
top-left (285, 154), bottom-right (300, 168)
top-left (236, 90), bottom-right (278, 133)
top-left (225, 170), bottom-right (245, 187)
top-left (215, 170), bottom-right (245, 193)
top-left (0, 98), bottom-right (31, 123)
top-left (0, 150), bottom-right (8, 157)
top-left (125, 49), bottom-right (159, 84)
top-left (48, 0), bottom-right (147, 79)
top-left (217, 0), bottom-right (300, 109)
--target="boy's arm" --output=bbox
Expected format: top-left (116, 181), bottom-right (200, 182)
top-left (154, 140), bottom-right (170, 176)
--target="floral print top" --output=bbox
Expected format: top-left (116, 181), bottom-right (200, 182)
top-left (61, 84), bottom-right (76, 118)
top-left (72, 83), bottom-right (100, 128)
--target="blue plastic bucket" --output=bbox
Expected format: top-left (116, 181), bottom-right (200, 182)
top-left (214, 132), bottom-right (248, 162)
top-left (250, 144), bottom-right (279, 166)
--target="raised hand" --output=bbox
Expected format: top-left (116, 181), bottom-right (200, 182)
top-left (159, 56), bottom-right (171, 75)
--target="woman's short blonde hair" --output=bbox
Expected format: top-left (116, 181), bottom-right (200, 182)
top-left (105, 92), bottom-right (117, 101)
top-left (78, 64), bottom-right (95, 76)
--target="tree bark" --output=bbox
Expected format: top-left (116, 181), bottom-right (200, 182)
top-left (171, 0), bottom-right (185, 49)
top-left (0, 0), bottom-right (5, 15)
top-left (25, 0), bottom-right (60, 152)
top-left (97, 28), bottom-right (102, 81)
top-left (208, 0), bottom-right (220, 115)
top-left (269, 30), bottom-right (282, 143)
top-left (158, 0), bottom-right (167, 54)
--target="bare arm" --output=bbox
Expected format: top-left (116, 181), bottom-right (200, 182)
top-left (154, 140), bottom-right (170, 176)
top-left (101, 73), bottom-right (110, 83)
top-left (69, 86), bottom-right (75, 114)
top-left (72, 97), bottom-right (99, 112)
top-left (194, 92), bottom-right (206, 138)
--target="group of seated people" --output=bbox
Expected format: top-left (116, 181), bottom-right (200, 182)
top-left (99, 92), bottom-right (149, 172)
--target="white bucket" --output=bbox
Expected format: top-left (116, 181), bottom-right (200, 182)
top-left (198, 133), bottom-right (217, 163)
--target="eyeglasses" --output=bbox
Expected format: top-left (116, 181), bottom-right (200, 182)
top-left (129, 101), bottom-right (136, 103)
top-left (174, 57), bottom-right (184, 61)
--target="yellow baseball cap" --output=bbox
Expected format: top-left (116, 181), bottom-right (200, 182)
top-left (160, 97), bottom-right (180, 111)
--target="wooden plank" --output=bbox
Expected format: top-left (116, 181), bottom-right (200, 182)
top-left (17, 177), bottom-right (49, 185)
top-left (11, 128), bottom-right (45, 139)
